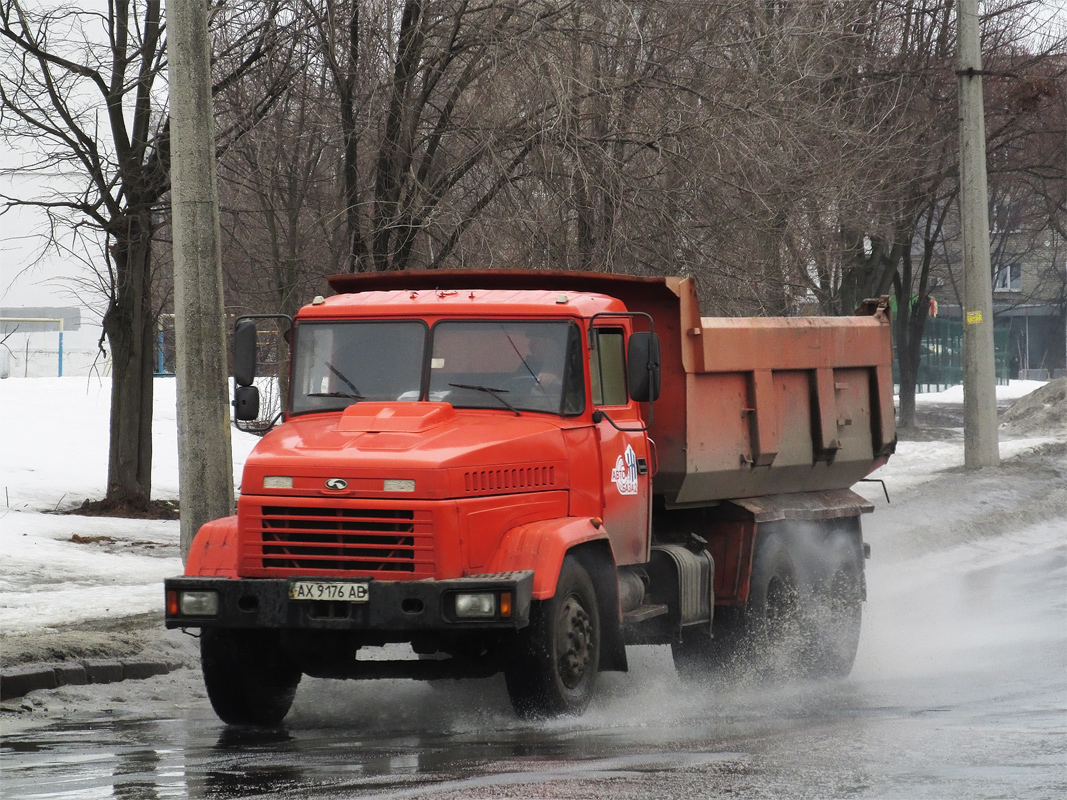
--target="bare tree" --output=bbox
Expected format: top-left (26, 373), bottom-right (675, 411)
top-left (887, 0), bottom-right (1065, 425)
top-left (0, 1), bottom-right (296, 507)
top-left (198, 0), bottom-right (1061, 411)
top-left (217, 39), bottom-right (345, 320)
top-left (302, 0), bottom-right (559, 273)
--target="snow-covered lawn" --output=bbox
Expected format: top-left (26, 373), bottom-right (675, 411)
top-left (1, 378), bottom-right (259, 636)
top-left (0, 377), bottom-right (1058, 637)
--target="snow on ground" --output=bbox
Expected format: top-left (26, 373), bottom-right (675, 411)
top-left (0, 377), bottom-right (1059, 639)
top-left (0, 377), bottom-right (260, 637)
top-left (854, 379), bottom-right (1059, 496)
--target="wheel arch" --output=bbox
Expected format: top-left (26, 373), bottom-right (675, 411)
top-left (485, 520), bottom-right (627, 673)
top-left (484, 516), bottom-right (607, 599)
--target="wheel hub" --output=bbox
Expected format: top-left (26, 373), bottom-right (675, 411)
top-left (557, 595), bottom-right (593, 688)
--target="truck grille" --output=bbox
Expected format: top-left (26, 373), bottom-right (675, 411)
top-left (242, 505), bottom-right (435, 576)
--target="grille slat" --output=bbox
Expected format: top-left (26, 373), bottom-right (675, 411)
top-left (258, 552), bottom-right (423, 564)
top-left (248, 505), bottom-right (433, 575)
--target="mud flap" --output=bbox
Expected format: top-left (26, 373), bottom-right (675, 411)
top-left (574, 547), bottom-right (628, 672)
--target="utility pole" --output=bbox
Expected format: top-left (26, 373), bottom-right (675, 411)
top-left (169, 0), bottom-right (235, 558)
top-left (957, 0), bottom-right (1000, 469)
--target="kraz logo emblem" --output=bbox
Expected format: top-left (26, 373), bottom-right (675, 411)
top-left (325, 478), bottom-right (348, 490)
top-left (611, 445), bottom-right (639, 496)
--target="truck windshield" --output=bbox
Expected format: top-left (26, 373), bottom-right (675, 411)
top-left (289, 321), bottom-right (427, 415)
top-left (428, 320), bottom-right (585, 415)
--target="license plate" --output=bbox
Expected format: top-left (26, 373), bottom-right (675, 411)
top-left (289, 581), bottom-right (369, 602)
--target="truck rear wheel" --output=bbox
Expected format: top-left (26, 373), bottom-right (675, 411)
top-left (742, 532), bottom-right (807, 678)
top-left (803, 533), bottom-right (863, 678)
top-left (201, 629), bottom-right (301, 726)
top-left (505, 556), bottom-right (600, 718)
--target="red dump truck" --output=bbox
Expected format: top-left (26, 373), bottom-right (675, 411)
top-left (165, 270), bottom-right (895, 725)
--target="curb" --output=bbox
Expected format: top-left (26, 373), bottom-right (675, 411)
top-left (0, 659), bottom-right (179, 702)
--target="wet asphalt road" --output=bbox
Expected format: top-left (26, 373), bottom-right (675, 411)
top-left (3, 560), bottom-right (1064, 800)
top-left (1, 638), bottom-right (1063, 800)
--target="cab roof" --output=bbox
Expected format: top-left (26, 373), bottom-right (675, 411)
top-left (300, 271), bottom-right (652, 319)
top-left (298, 287), bottom-right (623, 319)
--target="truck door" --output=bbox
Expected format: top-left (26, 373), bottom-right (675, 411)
top-left (590, 326), bottom-right (652, 566)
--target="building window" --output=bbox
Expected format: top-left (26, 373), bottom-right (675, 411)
top-left (993, 263), bottom-right (1022, 291)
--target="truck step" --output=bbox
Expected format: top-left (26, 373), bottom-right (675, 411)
top-left (622, 604), bottom-right (668, 623)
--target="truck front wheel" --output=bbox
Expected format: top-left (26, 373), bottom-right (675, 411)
top-left (201, 629), bottom-right (301, 726)
top-left (505, 556), bottom-right (600, 718)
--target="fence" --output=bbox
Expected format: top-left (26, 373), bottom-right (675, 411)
top-left (893, 317), bottom-right (1011, 393)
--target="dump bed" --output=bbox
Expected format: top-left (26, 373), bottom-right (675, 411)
top-left (328, 270), bottom-right (896, 507)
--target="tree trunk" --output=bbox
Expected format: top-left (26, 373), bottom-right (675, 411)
top-left (102, 217), bottom-right (155, 507)
top-left (896, 300), bottom-right (929, 429)
top-left (893, 242), bottom-right (931, 430)
top-left (895, 305), bottom-right (918, 428)
top-left (340, 5), bottom-right (367, 273)
top-left (373, 0), bottom-right (424, 272)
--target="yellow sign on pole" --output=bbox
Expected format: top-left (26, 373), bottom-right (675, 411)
top-left (966, 310), bottom-right (983, 325)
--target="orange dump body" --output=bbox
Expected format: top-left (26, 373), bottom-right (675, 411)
top-left (329, 270), bottom-right (897, 509)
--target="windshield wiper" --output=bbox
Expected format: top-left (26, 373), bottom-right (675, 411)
top-left (307, 391), bottom-right (364, 400)
top-left (504, 330), bottom-right (541, 385)
top-left (325, 362), bottom-right (363, 398)
top-left (448, 383), bottom-right (520, 416)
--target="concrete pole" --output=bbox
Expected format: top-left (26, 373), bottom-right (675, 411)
top-left (169, 0), bottom-right (235, 559)
top-left (957, 0), bottom-right (1000, 469)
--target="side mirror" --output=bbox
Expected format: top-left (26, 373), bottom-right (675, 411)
top-left (627, 332), bottom-right (661, 403)
top-left (233, 384), bottom-right (260, 421)
top-left (234, 318), bottom-right (258, 387)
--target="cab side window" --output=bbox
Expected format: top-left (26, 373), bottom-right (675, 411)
top-left (590, 328), bottom-right (628, 406)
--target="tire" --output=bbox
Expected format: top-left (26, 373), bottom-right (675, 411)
top-left (505, 556), bottom-right (600, 718)
top-left (740, 532), bottom-right (807, 679)
top-left (201, 629), bottom-right (301, 726)
top-left (802, 533), bottom-right (863, 678)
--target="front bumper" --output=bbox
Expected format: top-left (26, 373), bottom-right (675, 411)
top-left (164, 572), bottom-right (533, 632)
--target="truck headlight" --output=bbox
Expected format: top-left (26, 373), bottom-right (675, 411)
top-left (454, 592), bottom-right (496, 618)
top-left (178, 590), bottom-right (219, 617)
